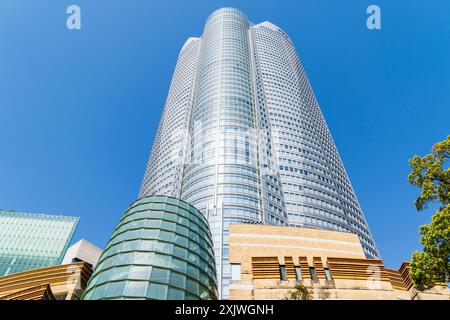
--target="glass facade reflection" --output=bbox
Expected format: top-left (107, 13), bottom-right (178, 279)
top-left (180, 8), bottom-right (264, 298)
top-left (139, 7), bottom-right (379, 298)
top-left (82, 196), bottom-right (218, 300)
top-left (0, 210), bottom-right (78, 276)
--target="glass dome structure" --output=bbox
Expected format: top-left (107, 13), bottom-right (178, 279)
top-left (82, 196), bottom-right (218, 300)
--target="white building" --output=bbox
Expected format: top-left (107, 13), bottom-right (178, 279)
top-left (62, 239), bottom-right (102, 268)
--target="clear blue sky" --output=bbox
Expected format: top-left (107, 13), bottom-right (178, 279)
top-left (1, 0), bottom-right (449, 269)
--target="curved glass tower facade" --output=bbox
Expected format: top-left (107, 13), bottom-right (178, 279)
top-left (181, 8), bottom-right (264, 296)
top-left (139, 8), bottom-right (379, 298)
top-left (140, 38), bottom-right (201, 198)
top-left (82, 196), bottom-right (218, 300)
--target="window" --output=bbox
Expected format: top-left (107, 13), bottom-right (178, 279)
top-left (279, 265), bottom-right (287, 281)
top-left (231, 264), bottom-right (241, 281)
top-left (294, 266), bottom-right (302, 281)
top-left (187, 279), bottom-right (199, 294)
top-left (309, 267), bottom-right (318, 281)
top-left (111, 266), bottom-right (130, 281)
top-left (90, 283), bottom-right (108, 300)
top-left (151, 267), bottom-right (169, 283)
top-left (129, 265), bottom-right (152, 280)
top-left (124, 281), bottom-right (148, 297)
top-left (324, 268), bottom-right (332, 281)
top-left (147, 283), bottom-right (168, 299)
top-left (170, 271), bottom-right (186, 289)
top-left (105, 281), bottom-right (125, 298)
top-left (168, 287), bottom-right (185, 300)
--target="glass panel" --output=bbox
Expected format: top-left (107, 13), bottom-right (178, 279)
top-left (152, 253), bottom-right (171, 267)
top-left (97, 268), bottom-right (114, 284)
top-left (90, 283), bottom-right (109, 300)
top-left (171, 258), bottom-right (187, 273)
top-left (111, 266), bottom-right (130, 281)
top-left (187, 265), bottom-right (200, 279)
top-left (147, 283), bottom-right (168, 299)
top-left (187, 278), bottom-right (199, 295)
top-left (134, 252), bottom-right (151, 265)
top-left (159, 231), bottom-right (175, 242)
top-left (105, 281), bottom-right (125, 298)
top-left (129, 265), bottom-right (152, 280)
top-left (161, 221), bottom-right (176, 232)
top-left (124, 281), bottom-right (148, 297)
top-left (167, 287), bottom-right (185, 300)
top-left (169, 271), bottom-right (186, 289)
top-left (173, 246), bottom-right (188, 260)
top-left (151, 267), bottom-right (170, 283)
top-left (139, 240), bottom-right (155, 251)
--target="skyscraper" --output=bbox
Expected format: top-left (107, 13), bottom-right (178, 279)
top-left (139, 7), bottom-right (379, 298)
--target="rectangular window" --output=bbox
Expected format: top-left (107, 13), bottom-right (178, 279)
top-left (231, 264), bottom-right (241, 281)
top-left (294, 266), bottom-right (302, 281)
top-left (309, 267), bottom-right (318, 281)
top-left (279, 265), bottom-right (287, 281)
top-left (324, 268), bottom-right (332, 281)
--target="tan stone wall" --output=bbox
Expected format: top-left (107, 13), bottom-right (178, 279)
top-left (228, 224), bottom-right (450, 300)
top-left (231, 278), bottom-right (398, 300)
top-left (410, 286), bottom-right (450, 300)
top-left (230, 273), bottom-right (450, 300)
top-left (229, 224), bottom-right (365, 263)
top-left (229, 224), bottom-right (366, 282)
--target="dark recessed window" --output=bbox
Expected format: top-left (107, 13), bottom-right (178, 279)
top-left (294, 266), bottom-right (302, 281)
top-left (324, 268), bottom-right (332, 281)
top-left (309, 267), bottom-right (318, 281)
top-left (279, 265), bottom-right (287, 281)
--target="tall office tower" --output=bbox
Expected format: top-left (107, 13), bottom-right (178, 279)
top-left (0, 210), bottom-right (78, 276)
top-left (140, 8), bottom-right (379, 298)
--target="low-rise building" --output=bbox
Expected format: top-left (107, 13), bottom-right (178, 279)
top-left (228, 224), bottom-right (449, 300)
top-left (0, 261), bottom-right (93, 300)
top-left (62, 239), bottom-right (102, 268)
top-left (82, 196), bottom-right (218, 300)
top-left (0, 210), bottom-right (79, 276)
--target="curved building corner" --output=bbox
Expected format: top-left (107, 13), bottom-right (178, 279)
top-left (82, 196), bottom-right (218, 300)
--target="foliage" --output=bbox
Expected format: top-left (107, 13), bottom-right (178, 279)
top-left (284, 283), bottom-right (312, 300)
top-left (408, 135), bottom-right (450, 291)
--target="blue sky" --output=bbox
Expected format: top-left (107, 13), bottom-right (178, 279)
top-left (0, 0), bottom-right (449, 269)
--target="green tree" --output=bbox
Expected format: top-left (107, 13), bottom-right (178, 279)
top-left (408, 135), bottom-right (450, 291)
top-left (284, 283), bottom-right (313, 300)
